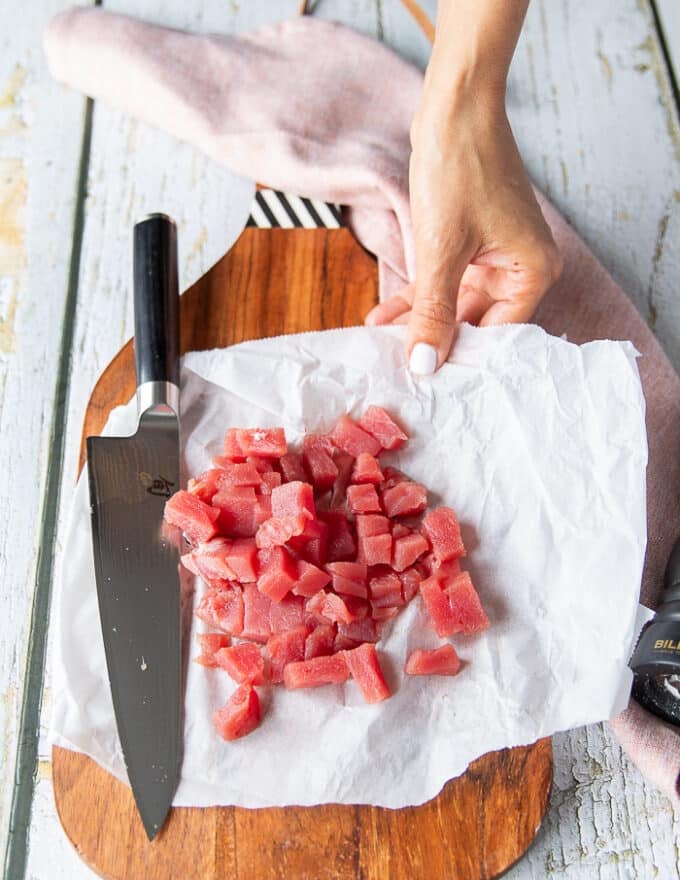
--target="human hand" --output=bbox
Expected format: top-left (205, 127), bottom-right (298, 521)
top-left (366, 96), bottom-right (562, 374)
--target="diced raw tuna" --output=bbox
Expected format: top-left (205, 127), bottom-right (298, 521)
top-left (223, 538), bottom-right (258, 582)
top-left (195, 587), bottom-right (244, 636)
top-left (259, 471), bottom-right (282, 494)
top-left (257, 546), bottom-right (298, 602)
top-left (342, 643), bottom-right (391, 703)
top-left (346, 483), bottom-right (382, 514)
top-left (194, 633), bottom-right (231, 667)
top-left (357, 532), bottom-right (393, 566)
top-left (318, 511), bottom-right (356, 562)
top-left (400, 567), bottom-right (423, 603)
top-left (303, 433), bottom-right (335, 455)
top-left (325, 562), bottom-right (367, 583)
top-left (235, 427), bottom-right (287, 458)
top-left (255, 514), bottom-right (308, 549)
top-left (355, 514), bottom-right (390, 537)
top-left (351, 453), bottom-right (384, 485)
top-left (419, 576), bottom-right (455, 638)
top-left (181, 551), bottom-right (202, 577)
top-left (292, 559), bottom-right (332, 597)
top-left (213, 685), bottom-right (261, 741)
top-left (283, 654), bottom-right (350, 689)
top-left (302, 442), bottom-right (338, 491)
top-left (405, 644), bottom-right (461, 676)
top-left (358, 406), bottom-right (408, 451)
top-left (300, 520), bottom-right (329, 567)
top-left (334, 634), bottom-right (361, 652)
top-left (215, 643), bottom-right (266, 685)
top-left (267, 625), bottom-right (309, 683)
top-left (381, 466), bottom-right (408, 489)
top-left (304, 624), bottom-right (337, 659)
top-left (247, 456), bottom-right (275, 474)
top-left (444, 571), bottom-right (490, 635)
top-left (222, 429), bottom-right (247, 461)
top-left (187, 468), bottom-right (223, 504)
top-left (338, 617), bottom-right (379, 643)
top-left (326, 446), bottom-right (350, 496)
top-left (392, 532), bottom-right (429, 572)
top-left (381, 482), bottom-right (428, 517)
top-left (371, 605), bottom-right (400, 621)
top-left (212, 486), bottom-right (259, 537)
top-left (279, 452), bottom-right (307, 483)
top-left (217, 461), bottom-right (263, 488)
top-left (330, 415), bottom-right (381, 457)
top-left (188, 538), bottom-right (235, 582)
top-left (269, 594), bottom-right (306, 632)
top-left (241, 583), bottom-right (272, 642)
top-left (421, 507), bottom-right (466, 562)
top-left (369, 572), bottom-right (403, 608)
top-left (164, 490), bottom-right (220, 544)
top-left (271, 481), bottom-right (315, 520)
top-left (306, 591), bottom-right (366, 625)
top-left (328, 573), bottom-right (368, 599)
top-left (391, 523), bottom-right (411, 540)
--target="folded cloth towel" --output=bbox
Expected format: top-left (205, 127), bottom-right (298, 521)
top-left (44, 6), bottom-right (680, 801)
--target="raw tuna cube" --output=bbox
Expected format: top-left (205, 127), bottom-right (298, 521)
top-left (400, 567), bottom-right (423, 603)
top-left (358, 406), bottom-right (408, 451)
top-left (304, 624), bottom-right (337, 659)
top-left (187, 468), bottom-right (223, 503)
top-left (371, 605), bottom-right (400, 621)
top-left (392, 533), bottom-right (429, 572)
top-left (190, 538), bottom-right (236, 581)
top-left (213, 685), bottom-right (260, 741)
top-left (257, 546), bottom-right (298, 602)
top-left (325, 561), bottom-right (368, 583)
top-left (241, 583), bottom-right (272, 642)
top-left (369, 572), bottom-right (403, 608)
top-left (291, 559), bottom-right (332, 597)
top-left (391, 523), bottom-right (411, 540)
top-left (255, 514), bottom-right (308, 549)
top-left (195, 587), bottom-right (244, 636)
top-left (223, 538), bottom-right (258, 582)
top-left (357, 533), bottom-right (392, 566)
top-left (381, 482), bottom-right (428, 517)
top-left (215, 643), bottom-right (266, 685)
top-left (330, 450), bottom-right (355, 508)
top-left (259, 471), bottom-right (282, 495)
top-left (222, 429), bottom-right (247, 461)
top-left (351, 453), bottom-right (384, 485)
top-left (217, 462), bottom-right (263, 488)
top-left (405, 644), bottom-right (461, 676)
top-left (247, 456), bottom-right (275, 473)
top-left (419, 576), bottom-right (456, 637)
top-left (279, 452), bottom-right (307, 483)
top-left (271, 481), bottom-right (315, 520)
top-left (443, 571), bottom-right (490, 635)
top-left (212, 486), bottom-right (259, 537)
top-left (328, 574), bottom-right (368, 599)
top-left (330, 415), bottom-right (381, 457)
top-left (283, 654), bottom-right (350, 689)
top-left (421, 507), bottom-right (466, 562)
top-left (164, 491), bottom-right (220, 544)
top-left (302, 444), bottom-right (338, 491)
top-left (181, 551), bottom-right (202, 577)
top-left (269, 594), bottom-right (306, 632)
top-left (355, 514), bottom-right (390, 537)
top-left (194, 633), bottom-right (231, 667)
top-left (267, 624), bottom-right (309, 683)
top-left (318, 511), bottom-right (356, 562)
top-left (338, 618), bottom-right (379, 643)
top-left (306, 591), bottom-right (366, 625)
top-left (342, 643), bottom-right (391, 703)
top-left (334, 634), bottom-right (361, 652)
top-left (235, 427), bottom-right (287, 458)
top-left (299, 520), bottom-right (330, 568)
top-left (302, 433), bottom-right (335, 455)
top-left (346, 483), bottom-right (382, 514)
top-left (381, 466), bottom-right (408, 488)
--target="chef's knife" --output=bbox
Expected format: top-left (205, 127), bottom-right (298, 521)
top-left (86, 213), bottom-right (181, 841)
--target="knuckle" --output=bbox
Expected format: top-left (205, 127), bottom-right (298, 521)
top-left (412, 294), bottom-right (457, 328)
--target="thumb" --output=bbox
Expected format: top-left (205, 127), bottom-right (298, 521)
top-left (406, 240), bottom-right (473, 375)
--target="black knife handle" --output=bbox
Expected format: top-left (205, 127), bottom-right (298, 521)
top-left (133, 214), bottom-right (179, 387)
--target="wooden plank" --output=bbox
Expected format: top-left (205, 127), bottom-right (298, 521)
top-left (0, 0), bottom-right (90, 869)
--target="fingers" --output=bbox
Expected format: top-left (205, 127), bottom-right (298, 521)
top-left (364, 287), bottom-right (414, 327)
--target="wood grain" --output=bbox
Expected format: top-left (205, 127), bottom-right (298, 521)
top-left (54, 227), bottom-right (552, 880)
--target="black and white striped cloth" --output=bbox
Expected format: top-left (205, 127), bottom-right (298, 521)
top-left (247, 188), bottom-right (343, 229)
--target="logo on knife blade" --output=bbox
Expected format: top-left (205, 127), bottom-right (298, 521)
top-left (139, 472), bottom-right (175, 498)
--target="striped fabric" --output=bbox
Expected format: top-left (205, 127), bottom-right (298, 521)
top-left (246, 188), bottom-right (343, 228)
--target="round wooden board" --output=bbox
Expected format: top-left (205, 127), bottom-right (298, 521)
top-left (53, 228), bottom-right (552, 880)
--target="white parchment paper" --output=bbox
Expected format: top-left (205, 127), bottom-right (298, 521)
top-left (51, 324), bottom-right (648, 808)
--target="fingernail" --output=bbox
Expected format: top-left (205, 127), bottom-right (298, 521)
top-left (409, 342), bottom-right (438, 376)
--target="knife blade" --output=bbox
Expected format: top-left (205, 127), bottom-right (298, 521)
top-left (87, 213), bottom-right (181, 841)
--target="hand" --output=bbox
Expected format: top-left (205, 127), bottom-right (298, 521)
top-left (366, 96), bottom-right (562, 374)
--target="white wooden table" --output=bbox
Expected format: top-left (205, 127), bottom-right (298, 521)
top-left (1, 1), bottom-right (679, 877)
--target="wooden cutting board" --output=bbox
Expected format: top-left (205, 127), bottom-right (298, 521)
top-left (52, 227), bottom-right (552, 880)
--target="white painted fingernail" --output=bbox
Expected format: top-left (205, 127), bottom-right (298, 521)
top-left (409, 343), bottom-right (438, 376)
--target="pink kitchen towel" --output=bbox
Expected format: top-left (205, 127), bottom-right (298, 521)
top-left (44, 6), bottom-right (680, 801)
